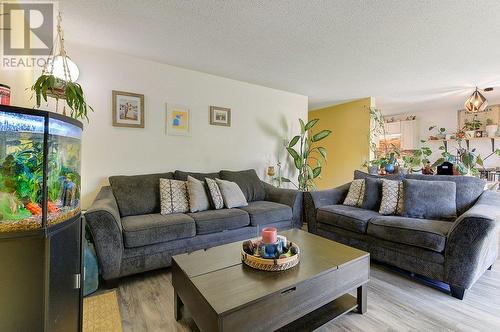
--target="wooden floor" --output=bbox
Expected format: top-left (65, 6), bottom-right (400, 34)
top-left (114, 244), bottom-right (500, 332)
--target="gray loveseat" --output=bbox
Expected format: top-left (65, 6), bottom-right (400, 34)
top-left (86, 169), bottom-right (302, 282)
top-left (304, 171), bottom-right (500, 299)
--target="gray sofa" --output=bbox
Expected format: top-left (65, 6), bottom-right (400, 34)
top-left (304, 170), bottom-right (500, 299)
top-left (86, 169), bottom-right (302, 282)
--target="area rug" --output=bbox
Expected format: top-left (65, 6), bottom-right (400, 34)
top-left (83, 290), bottom-right (123, 332)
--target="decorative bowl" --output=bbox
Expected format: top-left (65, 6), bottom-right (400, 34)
top-left (241, 240), bottom-right (300, 272)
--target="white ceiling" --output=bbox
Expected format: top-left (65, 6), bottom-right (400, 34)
top-left (61, 0), bottom-right (500, 114)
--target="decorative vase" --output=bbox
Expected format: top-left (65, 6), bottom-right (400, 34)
top-left (385, 163), bottom-right (395, 174)
top-left (486, 124), bottom-right (498, 137)
top-left (368, 165), bottom-right (379, 175)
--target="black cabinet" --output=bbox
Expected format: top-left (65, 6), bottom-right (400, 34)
top-left (0, 215), bottom-right (82, 331)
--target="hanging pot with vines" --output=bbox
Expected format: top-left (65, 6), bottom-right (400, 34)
top-left (30, 12), bottom-right (93, 121)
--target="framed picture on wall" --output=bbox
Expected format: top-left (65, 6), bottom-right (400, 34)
top-left (166, 103), bottom-right (191, 136)
top-left (209, 106), bottom-right (231, 127)
top-left (112, 90), bottom-right (145, 128)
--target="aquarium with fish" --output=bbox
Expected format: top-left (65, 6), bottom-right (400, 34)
top-left (0, 105), bottom-right (83, 331)
top-left (0, 105), bottom-right (82, 233)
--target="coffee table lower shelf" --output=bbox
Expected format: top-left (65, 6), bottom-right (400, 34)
top-left (277, 292), bottom-right (359, 331)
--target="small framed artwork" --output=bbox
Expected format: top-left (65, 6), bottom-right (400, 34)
top-left (209, 106), bottom-right (231, 127)
top-left (112, 90), bottom-right (144, 128)
top-left (166, 104), bottom-right (190, 136)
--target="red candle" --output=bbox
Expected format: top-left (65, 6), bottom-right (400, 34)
top-left (262, 227), bottom-right (277, 244)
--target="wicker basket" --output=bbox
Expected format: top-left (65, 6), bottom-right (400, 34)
top-left (241, 242), bottom-right (300, 272)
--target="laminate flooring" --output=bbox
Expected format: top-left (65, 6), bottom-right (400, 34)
top-left (113, 242), bottom-right (500, 332)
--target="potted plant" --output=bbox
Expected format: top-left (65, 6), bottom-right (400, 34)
top-left (402, 142), bottom-right (432, 174)
top-left (30, 14), bottom-right (93, 121)
top-left (362, 159), bottom-right (382, 175)
top-left (428, 126), bottom-right (446, 140)
top-left (485, 118), bottom-right (498, 138)
top-left (463, 116), bottom-right (482, 139)
top-left (282, 118), bottom-right (331, 191)
top-left (379, 147), bottom-right (400, 174)
top-left (32, 75), bottom-right (93, 121)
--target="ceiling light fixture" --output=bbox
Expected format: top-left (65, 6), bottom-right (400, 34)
top-left (464, 87), bottom-right (493, 113)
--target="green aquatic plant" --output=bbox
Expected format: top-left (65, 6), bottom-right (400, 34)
top-left (0, 142), bottom-right (44, 204)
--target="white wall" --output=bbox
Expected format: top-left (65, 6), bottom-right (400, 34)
top-left (62, 44), bottom-right (307, 208)
top-left (384, 107), bottom-right (500, 169)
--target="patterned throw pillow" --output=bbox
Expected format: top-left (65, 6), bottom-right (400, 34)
top-left (205, 178), bottom-right (224, 209)
top-left (186, 176), bottom-right (210, 213)
top-left (379, 179), bottom-right (404, 215)
top-left (159, 178), bottom-right (189, 215)
top-left (343, 179), bottom-right (366, 207)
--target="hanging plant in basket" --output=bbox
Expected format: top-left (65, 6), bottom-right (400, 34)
top-left (31, 13), bottom-right (93, 121)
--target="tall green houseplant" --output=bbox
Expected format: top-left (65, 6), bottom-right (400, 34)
top-left (284, 118), bottom-right (332, 191)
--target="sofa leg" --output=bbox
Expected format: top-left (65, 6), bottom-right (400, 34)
top-left (450, 285), bottom-right (467, 300)
top-left (103, 278), bottom-right (120, 289)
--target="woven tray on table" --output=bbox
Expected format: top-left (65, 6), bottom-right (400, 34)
top-left (241, 242), bottom-right (300, 272)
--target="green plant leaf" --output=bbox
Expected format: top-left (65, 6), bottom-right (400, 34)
top-left (317, 147), bottom-right (327, 160)
top-left (476, 156), bottom-right (484, 167)
top-left (305, 118), bottom-right (319, 131)
top-left (286, 147), bottom-right (300, 160)
top-left (312, 166), bottom-right (321, 178)
top-left (311, 130), bottom-right (332, 142)
top-left (306, 165), bottom-right (314, 179)
top-left (299, 119), bottom-right (305, 134)
top-left (288, 135), bottom-right (300, 148)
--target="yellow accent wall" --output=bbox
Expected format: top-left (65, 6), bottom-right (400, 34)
top-left (309, 97), bottom-right (373, 189)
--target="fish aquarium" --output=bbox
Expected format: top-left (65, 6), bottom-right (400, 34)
top-left (0, 105), bottom-right (82, 234)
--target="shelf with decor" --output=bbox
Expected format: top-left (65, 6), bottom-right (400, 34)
top-left (427, 137), bottom-right (499, 152)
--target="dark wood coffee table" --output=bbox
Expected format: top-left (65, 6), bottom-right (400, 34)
top-left (172, 229), bottom-right (369, 331)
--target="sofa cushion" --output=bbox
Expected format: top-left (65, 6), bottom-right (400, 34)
top-left (220, 169), bottom-right (266, 202)
top-left (121, 213), bottom-right (195, 248)
top-left (379, 179), bottom-right (404, 215)
top-left (343, 179), bottom-right (365, 207)
top-left (317, 205), bottom-right (380, 234)
top-left (238, 201), bottom-right (292, 226)
top-left (367, 216), bottom-right (453, 252)
top-left (159, 178), bottom-right (189, 215)
top-left (174, 170), bottom-right (220, 181)
top-left (109, 172), bottom-right (173, 217)
top-left (406, 174), bottom-right (485, 215)
top-left (362, 177), bottom-right (382, 211)
top-left (403, 179), bottom-right (457, 221)
top-left (216, 178), bottom-right (248, 208)
top-left (205, 178), bottom-right (224, 209)
top-left (187, 176), bottom-right (210, 213)
top-left (189, 209), bottom-right (250, 235)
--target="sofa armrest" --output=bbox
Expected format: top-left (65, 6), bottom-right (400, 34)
top-left (85, 186), bottom-right (124, 280)
top-left (262, 182), bottom-right (303, 228)
top-left (444, 190), bottom-right (500, 289)
top-left (303, 183), bottom-right (351, 233)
